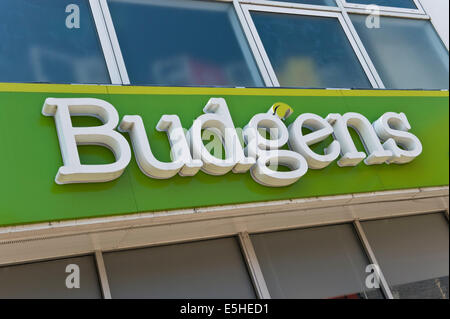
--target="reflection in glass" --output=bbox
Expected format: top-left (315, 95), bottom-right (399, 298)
top-left (251, 224), bottom-right (384, 299)
top-left (0, 256), bottom-right (101, 299)
top-left (0, 0), bottom-right (110, 84)
top-left (103, 238), bottom-right (256, 298)
top-left (108, 0), bottom-right (263, 87)
top-left (251, 12), bottom-right (371, 88)
top-left (362, 213), bottom-right (449, 299)
top-left (351, 15), bottom-right (449, 89)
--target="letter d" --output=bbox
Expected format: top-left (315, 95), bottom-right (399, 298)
top-left (42, 98), bottom-right (131, 184)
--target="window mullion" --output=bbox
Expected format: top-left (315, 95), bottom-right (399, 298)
top-left (94, 250), bottom-right (112, 299)
top-left (234, 1), bottom-right (276, 86)
top-left (98, 0), bottom-right (131, 85)
top-left (336, 0), bottom-right (385, 88)
top-left (89, 0), bottom-right (123, 84)
top-left (238, 232), bottom-right (272, 299)
top-left (240, 5), bottom-right (282, 86)
top-left (353, 220), bottom-right (394, 299)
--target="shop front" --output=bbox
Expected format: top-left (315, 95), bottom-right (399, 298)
top-left (0, 84), bottom-right (448, 299)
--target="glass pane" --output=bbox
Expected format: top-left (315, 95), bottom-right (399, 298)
top-left (351, 15), bottom-right (449, 89)
top-left (362, 213), bottom-right (449, 299)
top-left (276, 0), bottom-right (337, 6)
top-left (108, 0), bottom-right (263, 87)
top-left (346, 0), bottom-right (417, 9)
top-left (0, 256), bottom-right (102, 299)
top-left (0, 0), bottom-right (110, 84)
top-left (103, 237), bottom-right (256, 298)
top-left (251, 12), bottom-right (371, 88)
top-left (251, 224), bottom-right (384, 299)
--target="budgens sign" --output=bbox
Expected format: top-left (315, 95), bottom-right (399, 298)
top-left (42, 96), bottom-right (422, 187)
top-left (0, 84), bottom-right (448, 226)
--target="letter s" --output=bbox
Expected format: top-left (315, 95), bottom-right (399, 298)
top-left (372, 112), bottom-right (422, 164)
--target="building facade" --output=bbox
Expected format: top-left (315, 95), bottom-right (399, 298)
top-left (0, 0), bottom-right (448, 299)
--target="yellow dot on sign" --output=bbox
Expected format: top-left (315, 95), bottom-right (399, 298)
top-left (271, 102), bottom-right (293, 120)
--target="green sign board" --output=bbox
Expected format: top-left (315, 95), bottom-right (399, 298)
top-left (0, 83), bottom-right (448, 226)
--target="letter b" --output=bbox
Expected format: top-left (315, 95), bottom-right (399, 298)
top-left (42, 98), bottom-right (131, 184)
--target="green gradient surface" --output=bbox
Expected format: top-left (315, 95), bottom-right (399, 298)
top-left (0, 87), bottom-right (448, 226)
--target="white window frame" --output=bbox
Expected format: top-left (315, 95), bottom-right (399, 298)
top-left (92, 0), bottom-right (270, 86)
top-left (239, 0), bottom-right (341, 11)
top-left (87, 0), bottom-right (447, 89)
top-left (341, 0), bottom-right (426, 15)
top-left (336, 0), bottom-right (446, 88)
top-left (89, 0), bottom-right (123, 84)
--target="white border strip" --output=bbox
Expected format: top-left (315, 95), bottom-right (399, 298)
top-left (89, 0), bottom-right (123, 84)
top-left (239, 0), bottom-right (341, 12)
top-left (98, 0), bottom-right (131, 84)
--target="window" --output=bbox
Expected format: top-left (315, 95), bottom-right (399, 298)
top-left (107, 0), bottom-right (263, 87)
top-left (0, 0), bottom-right (447, 89)
top-left (351, 15), bottom-right (449, 89)
top-left (0, 213), bottom-right (448, 299)
top-left (0, 255), bottom-right (101, 299)
top-left (103, 237), bottom-right (256, 298)
top-left (0, 0), bottom-right (110, 84)
top-left (361, 213), bottom-right (449, 299)
top-left (247, 8), bottom-right (373, 88)
top-left (251, 224), bottom-right (384, 298)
